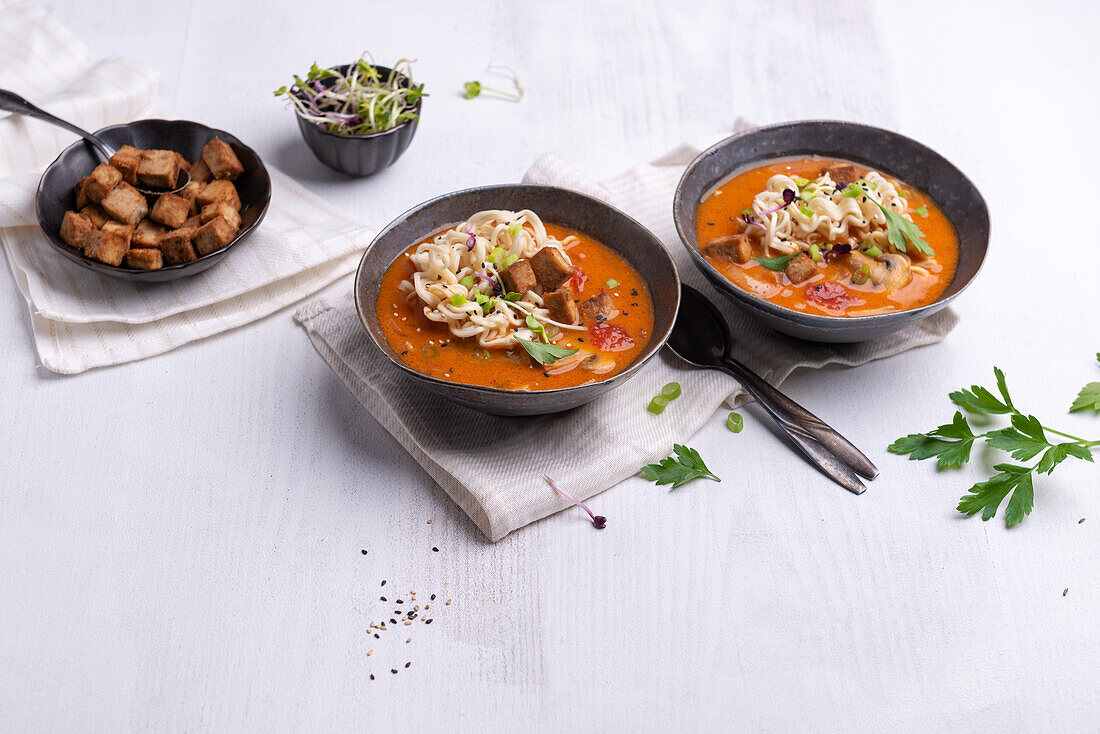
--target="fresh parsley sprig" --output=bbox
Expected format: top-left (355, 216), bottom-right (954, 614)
top-left (1069, 353), bottom-right (1100, 413)
top-left (640, 444), bottom-right (721, 489)
top-left (753, 253), bottom-right (797, 271)
top-left (890, 366), bottom-right (1098, 527)
top-left (867, 199), bottom-right (935, 257)
top-left (514, 337), bottom-right (576, 365)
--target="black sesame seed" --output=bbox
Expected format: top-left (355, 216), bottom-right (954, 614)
top-left (370, 674), bottom-right (375, 680)
top-left (425, 619), bottom-right (433, 625)
top-left (390, 618), bottom-right (397, 625)
top-left (577, 337), bottom-right (584, 342)
top-left (373, 633), bottom-right (379, 639)
top-left (381, 580), bottom-right (386, 587)
top-left (430, 594), bottom-right (436, 601)
top-left (361, 549), bottom-right (368, 555)
top-left (381, 596), bottom-right (387, 602)
top-left (432, 547), bottom-right (439, 552)
top-left (391, 669), bottom-right (398, 674)
top-left (396, 599), bottom-right (404, 604)
top-left (405, 662), bottom-right (411, 668)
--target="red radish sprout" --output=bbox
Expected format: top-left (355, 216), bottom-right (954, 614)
top-left (545, 476), bottom-right (606, 529)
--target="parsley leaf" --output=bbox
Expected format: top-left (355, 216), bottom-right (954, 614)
top-left (867, 199), bottom-right (935, 256)
top-left (889, 411), bottom-right (976, 468)
top-left (753, 253), bottom-right (797, 271)
top-left (1070, 382), bottom-right (1100, 414)
top-left (514, 337), bottom-right (577, 365)
top-left (957, 464), bottom-right (1034, 527)
top-left (949, 367), bottom-right (1015, 414)
top-left (640, 444), bottom-right (721, 489)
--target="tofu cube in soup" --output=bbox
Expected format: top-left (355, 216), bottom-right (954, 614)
top-left (192, 217), bottom-right (236, 256)
top-left (702, 233), bottom-right (752, 264)
top-left (75, 176), bottom-right (94, 209)
top-left (529, 246), bottom-right (574, 291)
top-left (200, 201), bottom-right (241, 231)
top-left (159, 229), bottom-right (198, 265)
top-left (783, 251), bottom-right (816, 284)
top-left (100, 182), bottom-right (149, 225)
top-left (149, 192), bottom-right (191, 228)
top-left (201, 137), bottom-right (244, 180)
top-left (85, 162), bottom-right (122, 203)
top-left (109, 145), bottom-right (144, 185)
top-left (79, 205), bottom-right (110, 228)
top-left (82, 228), bottom-right (129, 266)
top-left (137, 149), bottom-right (181, 189)
top-left (499, 258), bottom-right (537, 295)
top-left (133, 219), bottom-right (169, 249)
top-left (542, 287), bottom-right (579, 325)
top-left (190, 157), bottom-right (212, 184)
top-left (101, 221), bottom-right (134, 249)
top-left (579, 291), bottom-right (614, 322)
top-left (124, 248), bottom-right (163, 270)
top-left (59, 211), bottom-right (96, 250)
top-left (196, 180), bottom-right (241, 210)
top-left (823, 163), bottom-right (856, 186)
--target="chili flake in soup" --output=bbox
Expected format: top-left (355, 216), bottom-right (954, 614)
top-left (694, 157), bottom-right (959, 317)
top-left (376, 211), bottom-right (653, 391)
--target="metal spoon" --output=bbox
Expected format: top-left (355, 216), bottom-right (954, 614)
top-left (666, 284), bottom-right (879, 494)
top-left (0, 88), bottom-right (190, 195)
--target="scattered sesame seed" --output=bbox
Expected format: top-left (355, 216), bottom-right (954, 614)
top-left (1080, 518), bottom-right (1086, 524)
top-left (406, 638), bottom-right (412, 644)
top-left (445, 599), bottom-right (451, 605)
top-left (1063, 588), bottom-right (1069, 597)
top-left (391, 669), bottom-right (398, 675)
top-left (430, 594), bottom-right (436, 601)
top-left (404, 621), bottom-right (412, 626)
top-left (360, 549), bottom-right (368, 555)
top-left (427, 519), bottom-right (432, 524)
top-left (396, 599), bottom-right (403, 604)
top-left (380, 597), bottom-right (387, 602)
top-left (373, 633), bottom-right (379, 639)
top-left (370, 674), bottom-right (375, 680)
top-left (425, 619), bottom-right (433, 625)
top-left (405, 662), bottom-right (411, 668)
top-left (381, 580), bottom-right (386, 587)
top-left (432, 547), bottom-right (439, 552)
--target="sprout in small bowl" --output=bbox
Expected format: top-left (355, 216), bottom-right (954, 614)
top-left (275, 54), bottom-right (425, 176)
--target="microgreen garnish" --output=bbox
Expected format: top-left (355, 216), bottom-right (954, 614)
top-left (525, 313), bottom-right (550, 343)
top-left (822, 243), bottom-right (852, 262)
top-left (275, 55), bottom-right (425, 136)
top-left (752, 253), bottom-right (797, 271)
top-left (1071, 354), bottom-right (1100, 413)
top-left (465, 226), bottom-right (476, 250)
top-left (868, 199), bottom-right (934, 256)
top-left (744, 189), bottom-right (796, 230)
top-left (515, 337), bottom-right (577, 365)
top-left (889, 366), bottom-right (1098, 527)
top-left (546, 476), bottom-right (605, 529)
top-left (740, 208), bottom-right (754, 218)
top-left (640, 444), bottom-right (721, 489)
top-left (463, 63), bottom-right (524, 102)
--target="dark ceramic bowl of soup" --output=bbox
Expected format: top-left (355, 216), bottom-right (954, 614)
top-left (673, 120), bottom-right (989, 342)
top-left (355, 184), bottom-right (679, 416)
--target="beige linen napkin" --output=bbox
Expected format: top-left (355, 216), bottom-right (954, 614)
top-left (0, 1), bottom-right (372, 373)
top-left (296, 134), bottom-right (959, 542)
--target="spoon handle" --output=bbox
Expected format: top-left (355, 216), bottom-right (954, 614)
top-left (722, 356), bottom-right (879, 485)
top-left (0, 88), bottom-right (116, 160)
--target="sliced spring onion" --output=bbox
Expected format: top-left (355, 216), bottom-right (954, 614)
top-left (605, 278), bottom-right (619, 288)
top-left (648, 396), bottom-right (669, 414)
top-left (660, 382), bottom-right (681, 400)
top-left (474, 348), bottom-right (491, 360)
top-left (489, 247), bottom-right (505, 264)
top-left (450, 293), bottom-right (467, 306)
top-left (798, 204), bottom-right (813, 218)
top-left (792, 176), bottom-right (811, 187)
top-left (726, 412), bottom-right (744, 433)
top-left (809, 244), bottom-right (822, 262)
top-left (504, 291), bottom-right (522, 302)
top-left (502, 253), bottom-right (519, 268)
top-left (863, 245), bottom-right (883, 259)
top-left (459, 275), bottom-right (475, 288)
top-left (915, 206), bottom-right (929, 217)
top-left (422, 344), bottom-right (438, 359)
top-left (852, 263), bottom-right (871, 285)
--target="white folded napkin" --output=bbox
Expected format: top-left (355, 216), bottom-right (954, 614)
top-left (296, 134), bottom-right (959, 541)
top-left (0, 1), bottom-right (372, 373)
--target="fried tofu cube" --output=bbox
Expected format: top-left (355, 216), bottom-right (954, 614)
top-left (149, 192), bottom-right (191, 228)
top-left (137, 149), bottom-right (180, 189)
top-left (133, 219), bottom-right (169, 249)
top-left (201, 137), bottom-right (244, 180)
top-left (190, 157), bottom-right (212, 184)
top-left (79, 205), bottom-right (110, 228)
top-left (75, 176), bottom-right (93, 209)
top-left (542, 286), bottom-right (579, 325)
top-left (82, 228), bottom-right (129, 266)
top-left (85, 162), bottom-right (122, 203)
top-left (101, 221), bottom-right (134, 249)
top-left (159, 229), bottom-right (198, 265)
top-left (500, 259), bottom-right (537, 295)
top-left (579, 291), bottom-right (614, 322)
top-left (529, 246), bottom-right (574, 292)
top-left (59, 211), bottom-right (96, 250)
top-left (124, 248), bottom-right (163, 270)
top-left (196, 179), bottom-right (241, 210)
top-left (702, 233), bottom-right (753, 264)
top-left (179, 180), bottom-right (203, 214)
top-left (823, 163), bottom-right (856, 186)
top-left (173, 151), bottom-right (191, 173)
top-left (100, 182), bottom-right (149, 225)
top-left (109, 145), bottom-right (144, 185)
top-left (199, 201), bottom-right (241, 231)
top-left (784, 251), bottom-right (816, 284)
top-left (193, 217), bottom-right (236, 256)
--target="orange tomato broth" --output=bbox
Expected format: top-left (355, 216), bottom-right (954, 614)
top-left (694, 156), bottom-right (959, 317)
top-left (376, 223), bottom-right (655, 390)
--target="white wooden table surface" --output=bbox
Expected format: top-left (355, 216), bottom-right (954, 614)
top-left (3, 1), bottom-right (1099, 731)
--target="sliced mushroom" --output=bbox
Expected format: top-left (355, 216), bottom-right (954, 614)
top-left (878, 253), bottom-right (911, 291)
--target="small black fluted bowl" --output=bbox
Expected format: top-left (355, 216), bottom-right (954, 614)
top-left (673, 120), bottom-right (990, 343)
top-left (293, 64), bottom-right (420, 177)
top-left (354, 185), bottom-right (680, 417)
top-left (36, 119), bottom-right (271, 283)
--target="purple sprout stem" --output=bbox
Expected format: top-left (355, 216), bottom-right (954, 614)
top-left (465, 226), bottom-right (476, 250)
top-left (545, 475), bottom-right (606, 529)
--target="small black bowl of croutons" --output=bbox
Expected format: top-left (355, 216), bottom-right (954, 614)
top-left (36, 119), bottom-right (271, 282)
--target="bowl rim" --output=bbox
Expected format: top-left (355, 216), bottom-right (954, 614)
top-left (289, 62), bottom-right (422, 141)
top-left (34, 118), bottom-right (272, 278)
top-left (672, 119), bottom-right (990, 326)
top-left (353, 183), bottom-right (681, 398)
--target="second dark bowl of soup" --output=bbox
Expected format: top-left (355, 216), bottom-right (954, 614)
top-left (355, 184), bottom-right (679, 416)
top-left (673, 120), bottom-right (989, 342)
